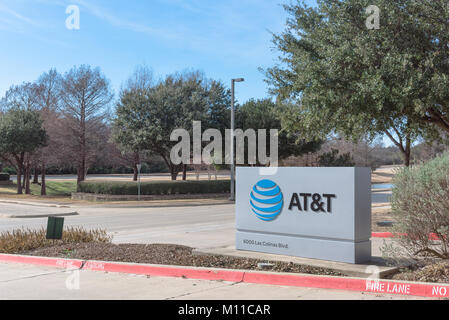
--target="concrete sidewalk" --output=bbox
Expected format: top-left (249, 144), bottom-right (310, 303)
top-left (0, 262), bottom-right (427, 300)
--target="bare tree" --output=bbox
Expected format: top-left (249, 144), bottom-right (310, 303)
top-left (34, 69), bottom-right (62, 195)
top-left (59, 65), bottom-right (113, 184)
top-left (122, 64), bottom-right (154, 92)
top-left (0, 82), bottom-right (41, 112)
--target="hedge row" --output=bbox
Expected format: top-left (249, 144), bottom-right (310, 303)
top-left (77, 180), bottom-right (231, 195)
top-left (0, 173), bottom-right (10, 181)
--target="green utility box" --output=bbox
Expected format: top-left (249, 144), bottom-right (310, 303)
top-left (46, 217), bottom-right (64, 240)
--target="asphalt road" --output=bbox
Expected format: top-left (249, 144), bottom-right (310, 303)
top-left (0, 202), bottom-right (236, 248)
top-left (0, 190), bottom-right (391, 252)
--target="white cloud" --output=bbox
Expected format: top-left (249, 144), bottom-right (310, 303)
top-left (72, 0), bottom-right (180, 40)
top-left (0, 3), bottom-right (41, 27)
top-left (0, 1), bottom-right (71, 47)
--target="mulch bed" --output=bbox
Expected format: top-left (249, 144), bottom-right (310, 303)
top-left (390, 260), bottom-right (449, 284)
top-left (13, 243), bottom-right (449, 283)
top-left (24, 243), bottom-right (345, 277)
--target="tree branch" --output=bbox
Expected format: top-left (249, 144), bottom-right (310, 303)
top-left (384, 130), bottom-right (405, 153)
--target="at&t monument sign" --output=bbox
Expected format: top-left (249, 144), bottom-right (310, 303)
top-left (236, 167), bottom-right (372, 264)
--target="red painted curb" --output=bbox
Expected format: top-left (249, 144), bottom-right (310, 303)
top-left (372, 232), bottom-right (441, 240)
top-left (372, 232), bottom-right (401, 238)
top-left (0, 254), bottom-right (83, 269)
top-left (242, 272), bottom-right (449, 298)
top-left (0, 254), bottom-right (448, 298)
top-left (83, 260), bottom-right (245, 282)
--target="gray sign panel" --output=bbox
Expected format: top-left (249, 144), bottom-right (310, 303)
top-left (236, 167), bottom-right (372, 264)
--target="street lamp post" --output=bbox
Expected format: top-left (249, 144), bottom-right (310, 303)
top-left (230, 78), bottom-right (245, 201)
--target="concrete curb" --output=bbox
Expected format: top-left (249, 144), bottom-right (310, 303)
top-left (0, 253), bottom-right (447, 298)
top-left (0, 199), bottom-right (71, 208)
top-left (0, 212), bottom-right (79, 219)
top-left (192, 247), bottom-right (403, 278)
top-left (97, 201), bottom-right (234, 209)
top-left (71, 192), bottom-right (231, 203)
top-left (371, 188), bottom-right (392, 193)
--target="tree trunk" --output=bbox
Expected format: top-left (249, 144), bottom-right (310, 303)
top-left (78, 159), bottom-right (86, 184)
top-left (133, 166), bottom-right (138, 181)
top-left (384, 128), bottom-right (412, 167)
top-left (77, 159), bottom-right (86, 184)
top-left (77, 166), bottom-right (82, 184)
top-left (17, 165), bottom-right (23, 195)
top-left (403, 135), bottom-right (411, 167)
top-left (396, 143), bottom-right (411, 167)
top-left (41, 162), bottom-right (46, 196)
top-left (132, 152), bottom-right (140, 181)
top-left (15, 152), bottom-right (25, 194)
top-left (77, 102), bottom-right (87, 185)
top-left (170, 166), bottom-right (178, 181)
top-left (25, 160), bottom-right (31, 195)
top-left (22, 170), bottom-right (26, 189)
top-left (182, 165), bottom-right (187, 181)
top-left (33, 167), bottom-right (39, 184)
top-left (161, 155), bottom-right (178, 181)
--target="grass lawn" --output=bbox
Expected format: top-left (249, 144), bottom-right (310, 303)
top-left (0, 181), bottom-right (77, 197)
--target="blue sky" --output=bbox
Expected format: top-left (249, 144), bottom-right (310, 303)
top-left (0, 0), bottom-right (316, 103)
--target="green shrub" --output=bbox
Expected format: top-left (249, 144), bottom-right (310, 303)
top-left (390, 152), bottom-right (449, 259)
top-left (0, 173), bottom-right (10, 181)
top-left (0, 227), bottom-right (112, 254)
top-left (1, 167), bottom-right (16, 175)
top-left (78, 180), bottom-right (231, 195)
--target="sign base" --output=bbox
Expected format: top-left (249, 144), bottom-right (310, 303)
top-left (236, 231), bottom-right (371, 264)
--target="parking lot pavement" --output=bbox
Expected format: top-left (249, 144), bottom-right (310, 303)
top-left (0, 262), bottom-right (427, 300)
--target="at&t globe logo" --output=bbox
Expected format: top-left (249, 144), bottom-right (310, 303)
top-left (250, 179), bottom-right (284, 221)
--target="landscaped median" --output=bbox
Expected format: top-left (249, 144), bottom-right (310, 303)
top-left (0, 227), bottom-right (448, 298)
top-left (72, 180), bottom-right (230, 201)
